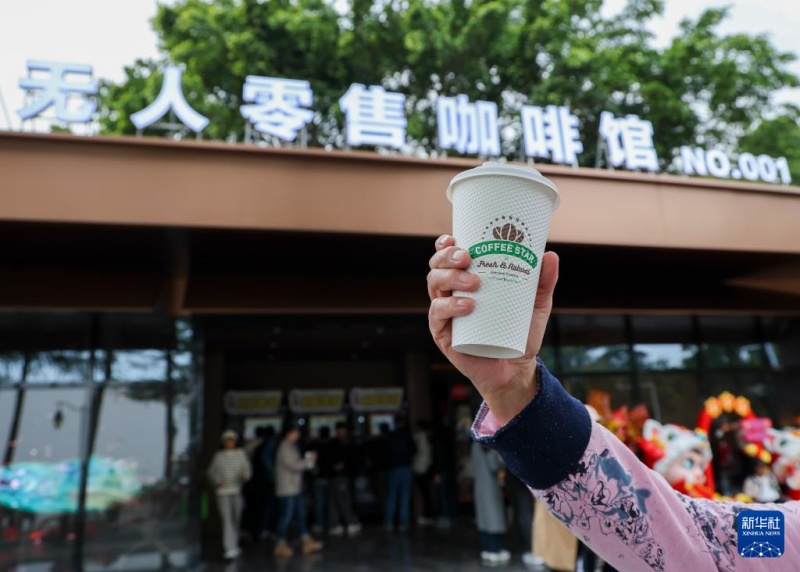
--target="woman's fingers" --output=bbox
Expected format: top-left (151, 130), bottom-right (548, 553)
top-left (435, 234), bottom-right (455, 251)
top-left (428, 244), bottom-right (471, 271)
top-left (428, 236), bottom-right (477, 301)
top-left (427, 268), bottom-right (479, 300)
top-left (428, 296), bottom-right (474, 348)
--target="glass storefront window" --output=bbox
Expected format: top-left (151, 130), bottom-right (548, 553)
top-left (171, 351), bottom-right (193, 382)
top-left (26, 351), bottom-right (94, 384)
top-left (700, 343), bottom-right (764, 368)
top-left (110, 350), bottom-right (168, 382)
top-left (761, 317), bottom-right (800, 369)
top-left (561, 344), bottom-right (631, 372)
top-left (634, 344), bottom-right (698, 370)
top-left (638, 372), bottom-right (701, 428)
top-left (0, 313), bottom-right (199, 571)
top-left (763, 343), bottom-right (781, 369)
top-left (631, 315), bottom-right (699, 370)
top-left (699, 316), bottom-right (763, 369)
top-left (83, 384), bottom-right (192, 569)
top-left (0, 353), bottom-right (25, 384)
top-left (558, 315), bottom-right (631, 372)
top-left (0, 387), bottom-right (87, 565)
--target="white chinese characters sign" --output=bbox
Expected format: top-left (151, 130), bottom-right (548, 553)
top-left (11, 60), bottom-right (793, 185)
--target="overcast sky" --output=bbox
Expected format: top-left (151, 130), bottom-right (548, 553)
top-left (1, 0), bottom-right (799, 131)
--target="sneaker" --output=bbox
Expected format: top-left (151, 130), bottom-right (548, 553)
top-left (522, 552), bottom-right (545, 567)
top-left (497, 550), bottom-right (511, 562)
top-left (417, 517), bottom-right (435, 527)
top-left (328, 526), bottom-right (344, 537)
top-left (481, 551), bottom-right (502, 564)
top-left (224, 548), bottom-right (239, 560)
top-left (346, 523), bottom-right (362, 535)
top-left (273, 540), bottom-right (293, 558)
top-left (301, 536), bottom-right (323, 554)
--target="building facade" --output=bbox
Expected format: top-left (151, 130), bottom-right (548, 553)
top-left (1, 132), bottom-right (799, 569)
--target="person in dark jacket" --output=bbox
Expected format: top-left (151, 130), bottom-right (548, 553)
top-left (326, 422), bottom-right (362, 536)
top-left (311, 426), bottom-right (334, 533)
top-left (257, 426), bottom-right (279, 539)
top-left (384, 416), bottom-right (416, 531)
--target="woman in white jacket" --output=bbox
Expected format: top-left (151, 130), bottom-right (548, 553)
top-left (207, 430), bottom-right (251, 560)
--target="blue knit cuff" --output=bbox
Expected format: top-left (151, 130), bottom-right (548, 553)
top-left (471, 360), bottom-right (592, 490)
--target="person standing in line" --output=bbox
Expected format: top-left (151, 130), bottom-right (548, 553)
top-left (274, 425), bottom-right (323, 557)
top-left (242, 426), bottom-right (270, 541)
top-left (207, 430), bottom-right (252, 560)
top-left (327, 422), bottom-right (362, 536)
top-left (412, 420), bottom-right (435, 526)
top-left (310, 426), bottom-right (333, 535)
top-left (506, 470), bottom-right (544, 568)
top-left (471, 440), bottom-right (511, 564)
top-left (255, 426), bottom-right (279, 540)
top-left (384, 416), bottom-right (416, 531)
top-left (432, 416), bottom-right (456, 528)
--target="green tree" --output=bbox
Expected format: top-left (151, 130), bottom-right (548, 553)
top-left (739, 106), bottom-right (800, 184)
top-left (97, 0), bottom-right (799, 174)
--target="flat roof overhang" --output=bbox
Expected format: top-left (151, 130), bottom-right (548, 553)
top-left (2, 132), bottom-right (800, 254)
top-left (0, 133), bottom-right (798, 314)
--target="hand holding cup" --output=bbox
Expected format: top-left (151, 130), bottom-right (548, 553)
top-left (427, 237), bottom-right (559, 425)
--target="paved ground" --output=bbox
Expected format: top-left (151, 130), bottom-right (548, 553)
top-left (202, 524), bottom-right (546, 572)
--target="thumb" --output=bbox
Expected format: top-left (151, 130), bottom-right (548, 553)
top-left (534, 252), bottom-right (559, 313)
top-left (526, 252), bottom-right (559, 355)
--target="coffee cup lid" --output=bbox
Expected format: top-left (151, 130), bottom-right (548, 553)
top-left (446, 162), bottom-right (560, 209)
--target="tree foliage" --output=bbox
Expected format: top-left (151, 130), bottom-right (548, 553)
top-left (739, 106), bottom-right (800, 183)
top-left (98, 0), bottom-right (799, 174)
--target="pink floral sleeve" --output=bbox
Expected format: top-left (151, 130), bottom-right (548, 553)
top-left (473, 361), bottom-right (800, 571)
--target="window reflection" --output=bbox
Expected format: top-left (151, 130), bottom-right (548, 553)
top-left (0, 353), bottom-right (25, 384)
top-left (111, 350), bottom-right (168, 382)
top-left (26, 351), bottom-right (94, 383)
top-left (170, 351), bottom-right (193, 382)
top-left (698, 316), bottom-right (763, 369)
top-left (638, 372), bottom-right (700, 427)
top-left (0, 388), bottom-right (86, 563)
top-left (561, 344), bottom-right (631, 372)
top-left (631, 316), bottom-right (699, 371)
top-left (83, 385), bottom-right (191, 567)
top-left (558, 315), bottom-right (631, 372)
top-left (0, 314), bottom-right (198, 570)
top-left (700, 343), bottom-right (764, 369)
top-left (634, 343), bottom-right (698, 370)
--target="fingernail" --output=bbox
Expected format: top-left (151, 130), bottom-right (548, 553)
top-left (436, 235), bottom-right (448, 246)
top-left (452, 250), bottom-right (465, 262)
top-left (456, 298), bottom-right (469, 308)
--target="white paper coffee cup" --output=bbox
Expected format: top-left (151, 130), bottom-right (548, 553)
top-left (446, 162), bottom-right (560, 359)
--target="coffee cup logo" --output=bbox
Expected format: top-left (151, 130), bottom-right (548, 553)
top-left (469, 216), bottom-right (538, 284)
top-left (493, 223), bottom-right (524, 243)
